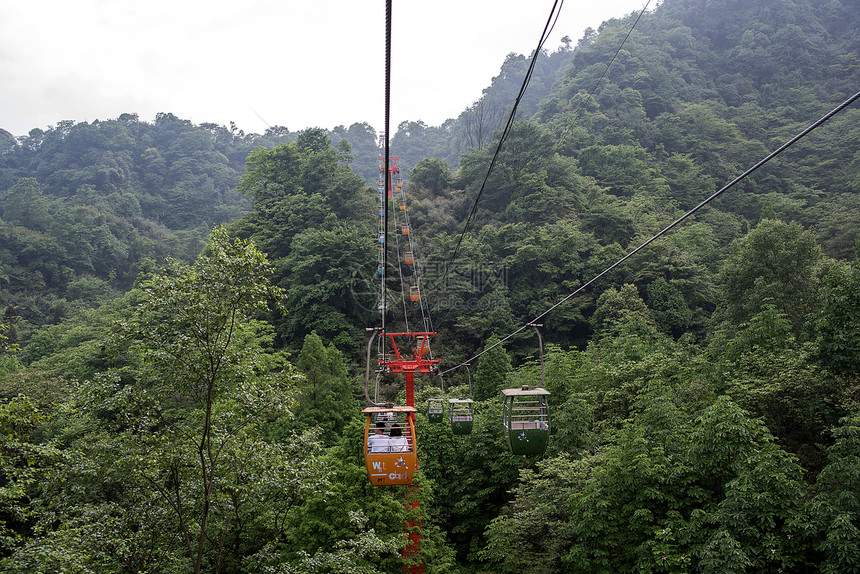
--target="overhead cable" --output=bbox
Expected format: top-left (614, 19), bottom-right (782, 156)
top-left (445, 0), bottom-right (565, 272)
top-left (382, 0), bottom-right (392, 335)
top-left (441, 88), bottom-right (860, 375)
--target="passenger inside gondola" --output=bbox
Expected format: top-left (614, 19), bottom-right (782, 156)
top-left (388, 426), bottom-right (410, 452)
top-left (367, 422), bottom-right (390, 452)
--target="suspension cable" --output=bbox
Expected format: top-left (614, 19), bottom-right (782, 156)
top-left (445, 0), bottom-right (565, 275)
top-left (382, 0), bottom-right (392, 335)
top-left (391, 176), bottom-right (411, 332)
top-left (441, 88), bottom-right (860, 375)
top-left (390, 171), bottom-right (438, 357)
top-left (401, 183), bottom-right (435, 336)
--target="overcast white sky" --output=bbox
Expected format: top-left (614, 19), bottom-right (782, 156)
top-left (0, 0), bottom-right (647, 138)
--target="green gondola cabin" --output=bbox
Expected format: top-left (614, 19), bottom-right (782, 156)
top-left (428, 398), bottom-right (444, 423)
top-left (449, 399), bottom-right (474, 435)
top-left (502, 387), bottom-right (550, 456)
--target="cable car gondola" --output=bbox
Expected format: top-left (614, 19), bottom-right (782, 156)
top-left (362, 331), bottom-right (439, 487)
top-left (362, 406), bottom-right (418, 486)
top-left (502, 387), bottom-right (550, 456)
top-left (449, 398), bottom-right (474, 435)
top-left (427, 398), bottom-right (444, 423)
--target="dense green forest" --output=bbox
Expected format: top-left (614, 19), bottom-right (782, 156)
top-left (1, 0), bottom-right (859, 571)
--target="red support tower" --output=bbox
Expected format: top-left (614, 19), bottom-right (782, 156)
top-left (378, 332), bottom-right (438, 574)
top-left (402, 483), bottom-right (424, 574)
top-left (380, 155), bottom-right (401, 197)
top-left (379, 332), bottom-right (439, 409)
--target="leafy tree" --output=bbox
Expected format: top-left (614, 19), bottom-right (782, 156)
top-left (0, 115), bottom-right (259, 341)
top-left (705, 301), bottom-right (850, 474)
top-left (679, 396), bottom-right (807, 573)
top-left (580, 193), bottom-right (636, 247)
top-left (498, 220), bottom-right (597, 346)
top-left (484, 395), bottom-right (808, 573)
top-left (0, 321), bottom-right (21, 376)
top-left (280, 411), bottom-right (459, 573)
top-left (806, 414), bottom-right (860, 573)
top-left (480, 454), bottom-right (581, 573)
top-left (546, 319), bottom-right (690, 453)
top-left (416, 389), bottom-right (527, 566)
top-left (276, 511), bottom-right (402, 574)
top-left (1, 178), bottom-right (52, 232)
top-left (112, 226), bottom-right (316, 573)
top-left (473, 336), bottom-right (512, 401)
top-left (0, 395), bottom-right (59, 558)
top-left (333, 122), bottom-right (379, 183)
top-left (816, 258), bottom-right (860, 380)
top-left (230, 130), bottom-right (375, 353)
top-left (456, 121), bottom-right (557, 220)
top-left (645, 276), bottom-right (694, 338)
top-left (290, 332), bottom-right (358, 446)
top-left (239, 143), bottom-right (304, 206)
top-left (278, 221), bottom-right (376, 354)
top-left (577, 144), bottom-right (652, 197)
top-left (4, 228), bottom-right (329, 574)
top-left (716, 219), bottom-right (823, 338)
top-left (296, 128), bottom-right (333, 155)
top-left (410, 158), bottom-right (453, 196)
top-left (590, 283), bottom-right (654, 338)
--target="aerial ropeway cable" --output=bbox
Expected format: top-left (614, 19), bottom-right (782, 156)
top-left (365, 139), bottom-right (446, 475)
top-left (441, 88), bottom-right (860, 378)
top-left (364, 3), bottom-right (427, 569)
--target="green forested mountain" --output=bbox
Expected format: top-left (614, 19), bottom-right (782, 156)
top-left (0, 114), bottom-right (266, 345)
top-left (0, 114), bottom-right (382, 348)
top-left (1, 0), bottom-right (859, 572)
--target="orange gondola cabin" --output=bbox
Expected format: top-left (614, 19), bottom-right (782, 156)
top-left (363, 406), bottom-right (418, 486)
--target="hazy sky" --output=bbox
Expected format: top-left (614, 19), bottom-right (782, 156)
top-left (0, 0), bottom-right (647, 138)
